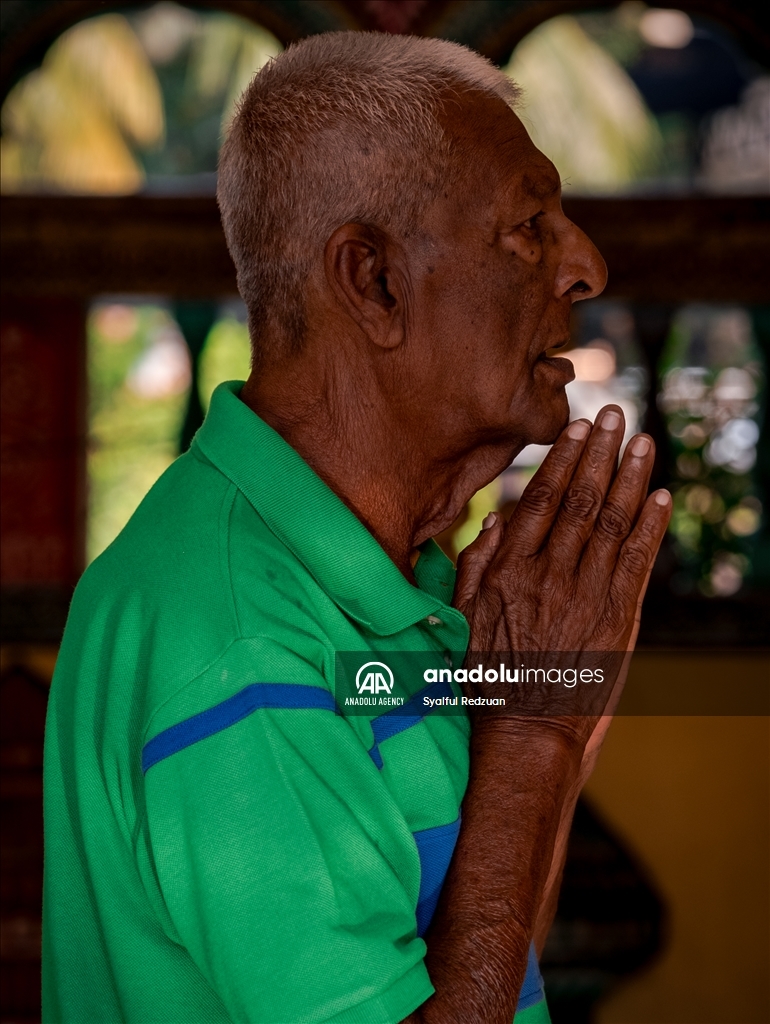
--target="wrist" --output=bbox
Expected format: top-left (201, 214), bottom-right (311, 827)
top-left (470, 716), bottom-right (585, 808)
top-left (472, 713), bottom-right (589, 759)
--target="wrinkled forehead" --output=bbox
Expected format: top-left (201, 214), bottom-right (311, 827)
top-left (443, 89), bottom-right (560, 213)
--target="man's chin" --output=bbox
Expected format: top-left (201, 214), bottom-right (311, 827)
top-left (521, 387), bottom-right (571, 447)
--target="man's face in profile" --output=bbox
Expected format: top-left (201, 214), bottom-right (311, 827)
top-left (408, 91), bottom-right (607, 453)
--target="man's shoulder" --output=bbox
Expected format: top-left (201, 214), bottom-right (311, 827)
top-left (78, 447), bottom-right (238, 624)
top-left (60, 447), bottom-right (328, 714)
top-left (82, 445), bottom-right (307, 602)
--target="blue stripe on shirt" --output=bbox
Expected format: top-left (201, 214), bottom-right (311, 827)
top-left (369, 679), bottom-right (455, 768)
top-left (142, 682), bottom-right (337, 773)
top-left (518, 942), bottom-right (546, 1010)
top-left (413, 816), bottom-right (461, 937)
top-left (411, 818), bottom-right (544, 1011)
top-left (142, 677), bottom-right (546, 1011)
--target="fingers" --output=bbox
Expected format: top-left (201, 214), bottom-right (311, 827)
top-left (608, 489), bottom-right (672, 624)
top-left (502, 418), bottom-right (591, 557)
top-left (545, 406), bottom-right (626, 568)
top-left (454, 512), bottom-right (504, 610)
top-left (581, 431), bottom-right (656, 581)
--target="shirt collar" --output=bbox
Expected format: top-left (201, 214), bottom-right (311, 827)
top-left (193, 382), bottom-right (465, 638)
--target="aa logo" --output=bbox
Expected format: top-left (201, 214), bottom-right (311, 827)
top-left (355, 661), bottom-right (394, 695)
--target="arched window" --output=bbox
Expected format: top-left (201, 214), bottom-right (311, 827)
top-left (1, 3), bottom-right (283, 195)
top-left (502, 7), bottom-right (768, 196)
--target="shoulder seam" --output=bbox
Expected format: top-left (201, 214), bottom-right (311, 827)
top-left (140, 633), bottom-right (337, 749)
top-left (141, 636), bottom-right (243, 748)
top-left (219, 480), bottom-right (241, 638)
top-left (140, 479), bottom-right (241, 745)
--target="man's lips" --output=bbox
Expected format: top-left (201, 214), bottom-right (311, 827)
top-left (535, 341), bottom-right (575, 382)
top-left (541, 337), bottom-right (571, 357)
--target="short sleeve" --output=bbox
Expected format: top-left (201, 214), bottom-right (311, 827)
top-left (140, 637), bottom-right (434, 1024)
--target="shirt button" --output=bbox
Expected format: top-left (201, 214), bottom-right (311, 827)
top-left (444, 651), bottom-right (453, 668)
top-left (426, 615), bottom-right (442, 626)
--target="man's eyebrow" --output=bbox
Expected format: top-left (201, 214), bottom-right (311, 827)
top-left (521, 174), bottom-right (562, 202)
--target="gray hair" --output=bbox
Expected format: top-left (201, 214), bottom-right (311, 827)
top-left (217, 31), bottom-right (519, 363)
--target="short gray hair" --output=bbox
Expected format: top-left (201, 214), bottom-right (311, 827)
top-left (217, 31), bottom-right (519, 363)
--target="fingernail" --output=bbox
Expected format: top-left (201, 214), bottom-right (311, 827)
top-left (601, 410), bottom-right (621, 431)
top-left (482, 512), bottom-right (497, 529)
top-left (655, 490), bottom-right (671, 506)
top-left (630, 435), bottom-right (651, 457)
top-left (567, 420), bottom-right (590, 440)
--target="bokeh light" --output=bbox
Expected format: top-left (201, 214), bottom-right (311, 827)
top-left (660, 306), bottom-right (765, 596)
top-left (87, 301), bottom-right (250, 561)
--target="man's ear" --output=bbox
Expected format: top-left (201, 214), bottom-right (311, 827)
top-left (324, 223), bottom-right (405, 350)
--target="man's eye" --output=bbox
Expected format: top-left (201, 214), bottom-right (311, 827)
top-left (522, 213), bottom-right (543, 230)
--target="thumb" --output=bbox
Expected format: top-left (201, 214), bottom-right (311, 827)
top-left (454, 512), bottom-right (504, 610)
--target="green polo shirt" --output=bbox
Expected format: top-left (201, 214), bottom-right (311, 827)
top-left (43, 381), bottom-right (549, 1023)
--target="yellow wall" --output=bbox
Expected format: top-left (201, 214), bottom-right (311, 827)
top-left (587, 653), bottom-right (769, 1024)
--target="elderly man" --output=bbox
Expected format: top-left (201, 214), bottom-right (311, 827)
top-left (43, 31), bottom-right (670, 1024)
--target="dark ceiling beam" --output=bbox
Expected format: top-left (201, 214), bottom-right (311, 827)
top-left (565, 195), bottom-right (770, 305)
top-left (1, 194), bottom-right (768, 303)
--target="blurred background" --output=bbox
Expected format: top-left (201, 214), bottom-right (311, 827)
top-left (1, 1), bottom-right (768, 1021)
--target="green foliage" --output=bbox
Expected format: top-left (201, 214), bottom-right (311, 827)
top-left (503, 14), bottom-right (662, 193)
top-left (198, 317), bottom-right (252, 411)
top-left (577, 3), bottom-right (648, 68)
top-left (87, 306), bottom-right (188, 561)
top-left (87, 304), bottom-right (252, 563)
top-left (1, 14), bottom-right (163, 192)
top-left (1, 5), bottom-right (282, 192)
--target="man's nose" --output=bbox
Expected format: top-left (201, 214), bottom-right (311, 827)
top-left (556, 221), bottom-right (608, 302)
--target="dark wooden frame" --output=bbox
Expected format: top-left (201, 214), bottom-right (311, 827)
top-left (2, 194), bottom-right (768, 302)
